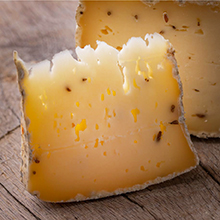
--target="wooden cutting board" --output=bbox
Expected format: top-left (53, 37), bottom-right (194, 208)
top-left (0, 2), bottom-right (219, 219)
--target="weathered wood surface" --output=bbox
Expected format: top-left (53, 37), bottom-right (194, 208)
top-left (0, 2), bottom-right (219, 219)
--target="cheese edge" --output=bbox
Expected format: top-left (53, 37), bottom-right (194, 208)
top-left (165, 41), bottom-right (199, 167)
top-left (75, 2), bottom-right (85, 49)
top-left (13, 51), bottom-right (31, 189)
top-left (190, 131), bottom-right (220, 139)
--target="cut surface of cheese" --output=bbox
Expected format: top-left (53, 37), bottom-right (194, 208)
top-left (14, 33), bottom-right (198, 202)
top-left (76, 0), bottom-right (220, 137)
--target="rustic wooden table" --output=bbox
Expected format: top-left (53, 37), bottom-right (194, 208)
top-left (0, 2), bottom-right (219, 219)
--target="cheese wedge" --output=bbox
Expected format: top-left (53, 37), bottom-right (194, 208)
top-left (76, 0), bottom-right (220, 138)
top-left (14, 33), bottom-right (198, 202)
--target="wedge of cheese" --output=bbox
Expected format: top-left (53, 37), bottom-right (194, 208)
top-left (76, 0), bottom-right (220, 138)
top-left (14, 33), bottom-right (198, 202)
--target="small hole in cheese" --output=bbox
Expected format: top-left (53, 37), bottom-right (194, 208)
top-left (107, 88), bottom-right (111, 95)
top-left (195, 29), bottom-right (204, 35)
top-left (95, 124), bottom-right (99, 130)
top-left (140, 166), bottom-right (145, 171)
top-left (101, 94), bottom-right (104, 101)
top-left (94, 139), bottom-right (99, 148)
top-left (131, 108), bottom-right (140, 123)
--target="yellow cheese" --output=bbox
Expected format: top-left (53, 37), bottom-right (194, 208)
top-left (76, 0), bottom-right (220, 138)
top-left (14, 33), bottom-right (198, 202)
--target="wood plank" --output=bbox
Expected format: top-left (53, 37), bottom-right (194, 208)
top-left (0, 79), bottom-right (20, 138)
top-left (0, 185), bottom-right (36, 220)
top-left (193, 137), bottom-right (220, 184)
top-left (126, 166), bottom-right (220, 219)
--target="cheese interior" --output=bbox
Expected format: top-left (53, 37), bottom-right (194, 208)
top-left (20, 34), bottom-right (197, 202)
top-left (76, 0), bottom-right (220, 137)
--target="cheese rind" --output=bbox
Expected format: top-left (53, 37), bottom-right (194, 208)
top-left (14, 33), bottom-right (198, 202)
top-left (76, 0), bottom-right (220, 138)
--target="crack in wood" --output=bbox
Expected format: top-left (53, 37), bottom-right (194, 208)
top-left (123, 195), bottom-right (159, 219)
top-left (0, 183), bottom-right (41, 220)
top-left (199, 163), bottom-right (220, 204)
top-left (123, 194), bottom-right (159, 220)
top-left (9, 105), bottom-right (20, 122)
top-left (199, 161), bottom-right (220, 186)
top-left (122, 195), bottom-right (145, 210)
top-left (0, 125), bottom-right (20, 141)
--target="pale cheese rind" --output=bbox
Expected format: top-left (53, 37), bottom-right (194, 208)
top-left (14, 33), bottom-right (198, 202)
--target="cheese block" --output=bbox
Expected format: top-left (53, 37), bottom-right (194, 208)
top-left (76, 0), bottom-right (220, 138)
top-left (14, 33), bottom-right (198, 202)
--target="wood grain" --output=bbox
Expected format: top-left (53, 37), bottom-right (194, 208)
top-left (193, 137), bottom-right (220, 184)
top-left (127, 166), bottom-right (220, 219)
top-left (0, 185), bottom-right (36, 220)
top-left (0, 1), bottom-right (77, 78)
top-left (0, 1), bottom-right (219, 220)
